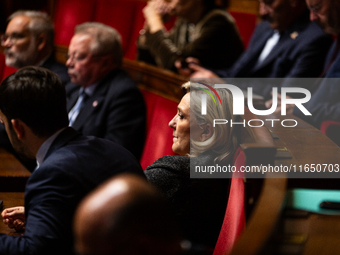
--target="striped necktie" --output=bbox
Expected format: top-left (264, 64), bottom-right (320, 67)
top-left (68, 90), bottom-right (88, 126)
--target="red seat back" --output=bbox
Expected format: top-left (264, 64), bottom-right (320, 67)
top-left (0, 53), bottom-right (5, 81)
top-left (54, 0), bottom-right (96, 46)
top-left (3, 65), bottom-right (17, 80)
top-left (140, 90), bottom-right (177, 170)
top-left (213, 147), bottom-right (245, 255)
top-left (0, 53), bottom-right (17, 81)
top-left (93, 0), bottom-right (140, 55)
top-left (230, 11), bottom-right (257, 48)
top-left (124, 0), bottom-right (147, 60)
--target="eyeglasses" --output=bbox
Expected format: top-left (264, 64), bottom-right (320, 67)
top-left (65, 52), bottom-right (106, 62)
top-left (1, 32), bottom-right (27, 45)
top-left (65, 53), bottom-right (88, 62)
top-left (308, 1), bottom-right (323, 14)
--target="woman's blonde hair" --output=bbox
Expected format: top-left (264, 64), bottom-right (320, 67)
top-left (183, 81), bottom-right (240, 163)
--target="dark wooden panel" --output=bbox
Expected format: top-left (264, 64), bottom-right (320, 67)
top-left (0, 148), bottom-right (30, 192)
top-left (0, 192), bottom-right (25, 235)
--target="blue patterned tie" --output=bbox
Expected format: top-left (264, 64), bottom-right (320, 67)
top-left (68, 89), bottom-right (87, 126)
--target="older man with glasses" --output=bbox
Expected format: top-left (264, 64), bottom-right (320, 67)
top-left (65, 22), bottom-right (146, 160)
top-left (1, 10), bottom-right (69, 84)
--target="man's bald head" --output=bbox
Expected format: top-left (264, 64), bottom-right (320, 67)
top-left (74, 174), bottom-right (182, 255)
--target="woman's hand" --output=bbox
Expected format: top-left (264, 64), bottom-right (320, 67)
top-left (1, 206), bottom-right (26, 231)
top-left (143, 0), bottom-right (168, 33)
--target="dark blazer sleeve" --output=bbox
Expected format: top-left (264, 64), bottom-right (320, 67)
top-left (0, 168), bottom-right (81, 255)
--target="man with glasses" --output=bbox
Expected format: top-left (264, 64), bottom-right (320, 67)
top-left (293, 0), bottom-right (340, 128)
top-left (1, 10), bottom-right (69, 84)
top-left (178, 0), bottom-right (332, 100)
top-left (65, 22), bottom-right (146, 160)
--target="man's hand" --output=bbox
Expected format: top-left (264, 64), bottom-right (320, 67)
top-left (175, 57), bottom-right (200, 77)
top-left (265, 93), bottom-right (294, 115)
top-left (2, 206), bottom-right (26, 231)
top-left (175, 56), bottom-right (220, 79)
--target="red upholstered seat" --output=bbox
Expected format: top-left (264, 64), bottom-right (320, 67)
top-left (121, 0), bottom-right (146, 60)
top-left (320, 120), bottom-right (340, 147)
top-left (230, 11), bottom-right (257, 48)
top-left (3, 65), bottom-right (17, 80)
top-left (93, 0), bottom-right (142, 55)
top-left (140, 90), bottom-right (177, 170)
top-left (213, 147), bottom-right (245, 255)
top-left (0, 53), bottom-right (17, 81)
top-left (0, 53), bottom-right (5, 81)
top-left (54, 0), bottom-right (96, 46)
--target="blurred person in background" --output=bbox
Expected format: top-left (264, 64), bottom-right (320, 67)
top-left (182, 0), bottom-right (332, 100)
top-left (137, 0), bottom-right (244, 74)
top-left (1, 10), bottom-right (69, 84)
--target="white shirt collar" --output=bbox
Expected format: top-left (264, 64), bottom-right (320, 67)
top-left (35, 127), bottom-right (67, 169)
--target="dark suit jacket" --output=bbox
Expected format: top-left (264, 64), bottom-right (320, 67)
top-left (215, 11), bottom-right (333, 98)
top-left (0, 127), bottom-right (144, 255)
top-left (42, 55), bottom-right (70, 85)
top-left (65, 69), bottom-right (146, 160)
top-left (294, 39), bottom-right (340, 128)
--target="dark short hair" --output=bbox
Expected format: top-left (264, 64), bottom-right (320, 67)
top-left (0, 66), bottom-right (69, 137)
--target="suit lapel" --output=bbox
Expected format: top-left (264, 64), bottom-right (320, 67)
top-left (71, 93), bottom-right (105, 130)
top-left (67, 90), bottom-right (79, 112)
top-left (232, 28), bottom-right (273, 76)
top-left (70, 77), bottom-right (110, 130)
top-left (44, 127), bottom-right (80, 162)
top-left (252, 10), bottom-right (309, 73)
top-left (254, 32), bottom-right (291, 70)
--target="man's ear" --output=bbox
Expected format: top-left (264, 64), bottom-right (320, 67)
top-left (37, 33), bottom-right (47, 51)
top-left (11, 119), bottom-right (25, 140)
top-left (200, 124), bottom-right (213, 142)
